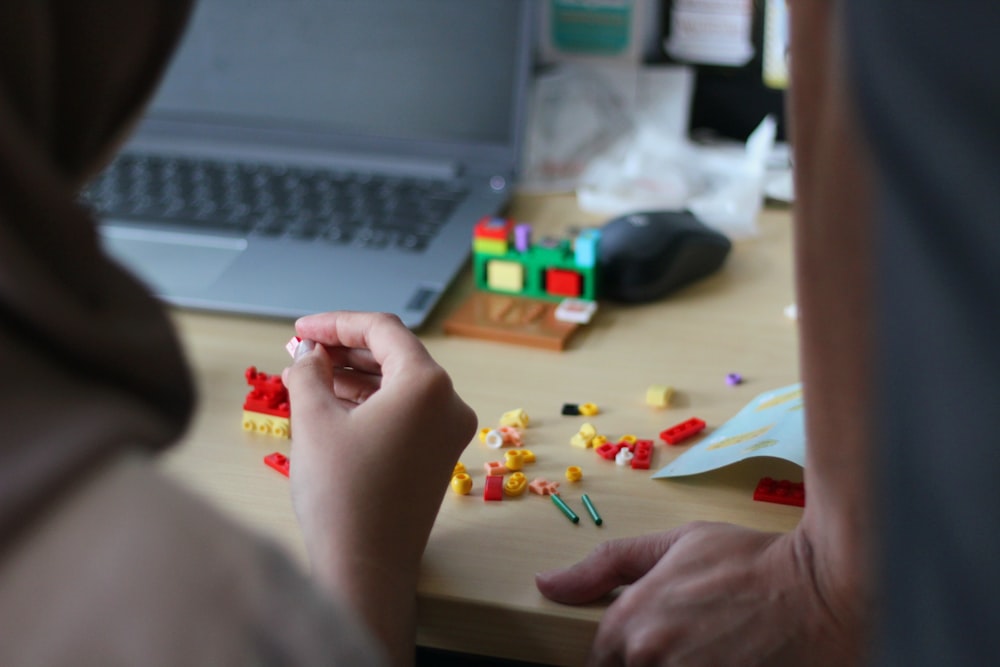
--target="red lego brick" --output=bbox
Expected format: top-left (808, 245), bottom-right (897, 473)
top-left (595, 442), bottom-right (624, 461)
top-left (659, 418), bottom-right (706, 445)
top-left (753, 477), bottom-right (805, 507)
top-left (633, 439), bottom-right (654, 452)
top-left (263, 452), bottom-right (290, 477)
top-left (474, 216), bottom-right (514, 240)
top-left (631, 440), bottom-right (653, 470)
top-left (244, 366), bottom-right (291, 418)
top-left (484, 475), bottom-right (504, 501)
top-left (545, 268), bottom-right (583, 298)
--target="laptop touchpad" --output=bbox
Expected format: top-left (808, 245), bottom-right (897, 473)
top-left (100, 229), bottom-right (246, 293)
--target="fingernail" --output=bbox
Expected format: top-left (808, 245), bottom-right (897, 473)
top-left (294, 338), bottom-right (315, 360)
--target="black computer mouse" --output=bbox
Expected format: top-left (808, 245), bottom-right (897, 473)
top-left (598, 210), bottom-right (732, 303)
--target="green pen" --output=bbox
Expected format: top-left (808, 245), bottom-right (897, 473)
top-left (581, 493), bottom-right (603, 526)
top-left (550, 493), bottom-right (579, 524)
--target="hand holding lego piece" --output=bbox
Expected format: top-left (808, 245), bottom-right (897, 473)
top-left (282, 311), bottom-right (477, 665)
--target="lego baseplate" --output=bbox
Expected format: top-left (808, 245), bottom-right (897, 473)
top-left (443, 291), bottom-right (580, 351)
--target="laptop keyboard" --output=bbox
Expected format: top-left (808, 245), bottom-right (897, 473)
top-left (82, 153), bottom-right (468, 252)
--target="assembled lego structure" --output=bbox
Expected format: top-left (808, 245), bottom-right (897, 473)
top-left (242, 366), bottom-right (291, 438)
top-left (444, 217), bottom-right (601, 351)
top-left (472, 217), bottom-right (600, 302)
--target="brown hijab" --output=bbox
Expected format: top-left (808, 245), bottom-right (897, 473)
top-left (0, 2), bottom-right (196, 545)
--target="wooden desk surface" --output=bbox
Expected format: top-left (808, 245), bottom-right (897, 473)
top-left (161, 194), bottom-right (802, 666)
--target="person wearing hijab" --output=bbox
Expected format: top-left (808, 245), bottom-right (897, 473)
top-left (0, 3), bottom-right (477, 665)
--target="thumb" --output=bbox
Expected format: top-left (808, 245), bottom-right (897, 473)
top-left (282, 340), bottom-right (337, 416)
top-left (535, 532), bottom-right (679, 605)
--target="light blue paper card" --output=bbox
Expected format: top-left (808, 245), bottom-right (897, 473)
top-left (652, 383), bottom-right (805, 479)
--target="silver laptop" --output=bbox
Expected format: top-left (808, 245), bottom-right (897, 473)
top-left (86, 0), bottom-right (535, 328)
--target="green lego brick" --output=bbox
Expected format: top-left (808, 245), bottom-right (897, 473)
top-left (473, 242), bottom-right (599, 302)
top-left (532, 239), bottom-right (573, 265)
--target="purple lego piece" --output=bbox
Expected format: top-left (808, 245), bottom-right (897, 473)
top-left (514, 223), bottom-right (532, 252)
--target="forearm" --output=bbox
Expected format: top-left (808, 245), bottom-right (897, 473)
top-left (310, 542), bottom-right (420, 667)
top-left (304, 494), bottom-right (441, 667)
top-left (788, 2), bottom-right (874, 580)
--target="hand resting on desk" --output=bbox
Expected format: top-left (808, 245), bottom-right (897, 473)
top-left (536, 522), bottom-right (863, 666)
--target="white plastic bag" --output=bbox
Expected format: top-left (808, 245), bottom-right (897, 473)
top-left (577, 115), bottom-right (777, 239)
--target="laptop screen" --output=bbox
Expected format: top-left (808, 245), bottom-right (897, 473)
top-left (149, 0), bottom-right (531, 151)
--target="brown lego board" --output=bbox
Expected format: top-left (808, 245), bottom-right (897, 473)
top-left (443, 291), bottom-right (580, 351)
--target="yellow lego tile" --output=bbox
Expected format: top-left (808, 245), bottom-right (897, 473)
top-left (486, 259), bottom-right (525, 292)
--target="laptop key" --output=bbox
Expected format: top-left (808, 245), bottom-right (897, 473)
top-left (354, 228), bottom-right (389, 249)
top-left (398, 234), bottom-right (429, 252)
top-left (287, 220), bottom-right (326, 240)
top-left (323, 226), bottom-right (353, 244)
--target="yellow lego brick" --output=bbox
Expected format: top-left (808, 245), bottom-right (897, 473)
top-left (504, 472), bottom-right (528, 496)
top-left (242, 410), bottom-right (290, 438)
top-left (505, 449), bottom-right (525, 471)
top-left (565, 466), bottom-right (583, 482)
top-left (579, 423), bottom-right (597, 440)
top-left (451, 473), bottom-right (473, 495)
top-left (486, 259), bottom-right (525, 292)
top-left (474, 238), bottom-right (509, 255)
top-left (570, 433), bottom-right (593, 449)
top-left (579, 402), bottom-right (600, 416)
top-left (646, 384), bottom-right (675, 408)
top-left (499, 408), bottom-right (530, 429)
